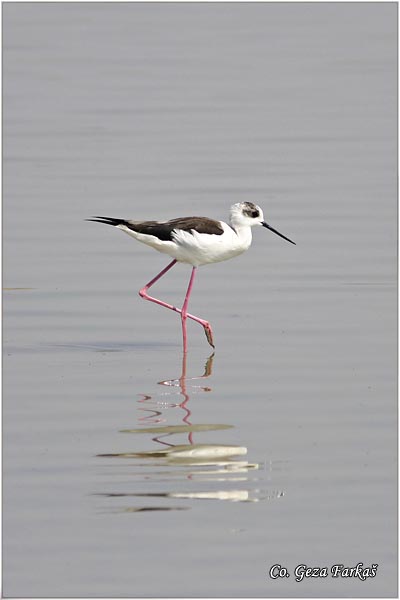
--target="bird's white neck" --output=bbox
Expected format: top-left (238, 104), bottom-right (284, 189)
top-left (231, 222), bottom-right (253, 250)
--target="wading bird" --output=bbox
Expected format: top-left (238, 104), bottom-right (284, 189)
top-left (88, 202), bottom-right (295, 352)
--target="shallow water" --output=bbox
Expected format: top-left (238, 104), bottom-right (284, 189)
top-left (3, 3), bottom-right (397, 597)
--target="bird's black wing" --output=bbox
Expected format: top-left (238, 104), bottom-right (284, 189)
top-left (87, 216), bottom-right (224, 241)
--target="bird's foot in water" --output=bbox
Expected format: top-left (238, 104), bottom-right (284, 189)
top-left (203, 323), bottom-right (215, 348)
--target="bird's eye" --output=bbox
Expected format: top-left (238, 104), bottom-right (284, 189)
top-left (251, 210), bottom-right (259, 218)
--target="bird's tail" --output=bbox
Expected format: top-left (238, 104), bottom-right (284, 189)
top-left (86, 216), bottom-right (129, 227)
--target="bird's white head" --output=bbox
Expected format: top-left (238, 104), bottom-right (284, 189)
top-left (230, 201), bottom-right (296, 245)
top-left (230, 202), bottom-right (265, 228)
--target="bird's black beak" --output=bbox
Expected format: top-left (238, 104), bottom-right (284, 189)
top-left (262, 221), bottom-right (296, 245)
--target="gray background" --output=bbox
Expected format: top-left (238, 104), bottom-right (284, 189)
top-left (3, 2), bottom-right (397, 597)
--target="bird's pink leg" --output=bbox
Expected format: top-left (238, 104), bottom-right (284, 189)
top-left (180, 267), bottom-right (214, 352)
top-left (139, 259), bottom-right (178, 309)
top-left (138, 260), bottom-right (215, 350)
top-left (181, 268), bottom-right (195, 353)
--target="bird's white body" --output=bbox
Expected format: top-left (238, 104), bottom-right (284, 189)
top-left (117, 220), bottom-right (252, 267)
top-left (115, 203), bottom-right (260, 267)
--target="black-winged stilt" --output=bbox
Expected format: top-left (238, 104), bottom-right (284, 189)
top-left (88, 201), bottom-right (295, 352)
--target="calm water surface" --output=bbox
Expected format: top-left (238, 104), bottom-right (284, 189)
top-left (3, 3), bottom-right (397, 597)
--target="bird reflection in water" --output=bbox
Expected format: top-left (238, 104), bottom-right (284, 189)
top-left (96, 352), bottom-right (284, 509)
top-left (138, 351), bottom-right (214, 447)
